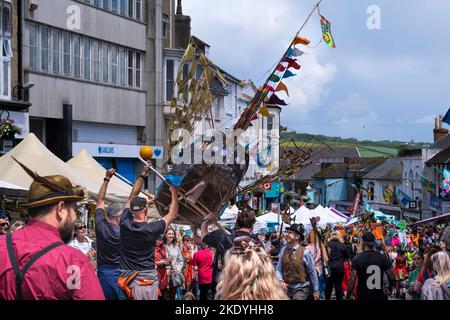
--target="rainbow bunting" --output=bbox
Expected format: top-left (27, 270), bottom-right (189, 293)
top-left (267, 94), bottom-right (288, 106)
top-left (283, 70), bottom-right (296, 79)
top-left (275, 82), bottom-right (289, 96)
top-left (276, 64), bottom-right (286, 72)
top-left (269, 74), bottom-right (281, 83)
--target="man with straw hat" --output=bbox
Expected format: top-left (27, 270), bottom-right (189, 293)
top-left (0, 158), bottom-right (104, 300)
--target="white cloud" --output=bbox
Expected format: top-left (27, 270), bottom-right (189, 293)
top-left (345, 55), bottom-right (422, 82)
top-left (329, 93), bottom-right (377, 125)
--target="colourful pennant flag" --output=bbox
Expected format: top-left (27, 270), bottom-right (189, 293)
top-left (264, 85), bottom-right (275, 92)
top-left (275, 82), bottom-right (289, 96)
top-left (269, 74), bottom-right (281, 83)
top-left (293, 35), bottom-right (310, 46)
top-left (287, 60), bottom-right (301, 70)
top-left (281, 56), bottom-right (296, 63)
top-left (320, 15), bottom-right (336, 48)
top-left (292, 47), bottom-right (306, 57)
top-left (276, 64), bottom-right (286, 72)
top-left (259, 106), bottom-right (270, 117)
top-left (257, 145), bottom-right (273, 169)
top-left (283, 70), bottom-right (297, 79)
top-left (419, 175), bottom-right (436, 194)
top-left (267, 94), bottom-right (288, 106)
top-left (396, 189), bottom-right (411, 207)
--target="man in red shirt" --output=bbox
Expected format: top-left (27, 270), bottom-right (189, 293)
top-left (191, 243), bottom-right (213, 300)
top-left (0, 159), bottom-right (105, 300)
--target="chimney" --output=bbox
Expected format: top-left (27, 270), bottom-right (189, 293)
top-left (433, 114), bottom-right (449, 142)
top-left (175, 0), bottom-right (191, 49)
top-left (176, 0), bottom-right (182, 15)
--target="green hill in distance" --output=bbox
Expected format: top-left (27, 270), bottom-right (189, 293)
top-left (280, 130), bottom-right (430, 158)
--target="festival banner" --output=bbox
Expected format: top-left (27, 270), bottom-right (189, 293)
top-left (396, 189), bottom-right (412, 207)
top-left (382, 185), bottom-right (395, 204)
top-left (276, 64), bottom-right (287, 72)
top-left (320, 15), bottom-right (336, 48)
top-left (282, 70), bottom-right (297, 79)
top-left (275, 82), bottom-right (289, 96)
top-left (419, 175), bottom-right (436, 194)
top-left (266, 94), bottom-right (288, 106)
top-left (441, 168), bottom-right (450, 193)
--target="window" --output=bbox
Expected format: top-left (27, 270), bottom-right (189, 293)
top-left (127, 50), bottom-right (133, 87)
top-left (214, 97), bottom-right (220, 119)
top-left (2, 1), bottom-right (11, 37)
top-left (162, 14), bottom-right (169, 39)
top-left (29, 24), bottom-right (38, 69)
top-left (195, 65), bottom-right (202, 79)
top-left (166, 59), bottom-right (174, 101)
top-left (52, 30), bottom-right (60, 74)
top-left (93, 41), bottom-right (100, 81)
top-left (267, 115), bottom-right (274, 131)
top-left (83, 38), bottom-right (91, 80)
top-left (112, 0), bottom-right (118, 12)
top-left (73, 35), bottom-right (81, 77)
top-left (119, 47), bottom-right (125, 86)
top-left (128, 0), bottom-right (133, 17)
top-left (102, 0), bottom-right (109, 9)
top-left (135, 52), bottom-right (141, 88)
top-left (102, 43), bottom-right (108, 82)
top-left (135, 0), bottom-right (141, 20)
top-left (40, 26), bottom-right (50, 71)
top-left (63, 32), bottom-right (71, 76)
top-left (368, 182), bottom-right (375, 201)
top-left (120, 0), bottom-right (126, 15)
top-left (93, 0), bottom-right (100, 7)
top-left (111, 45), bottom-right (118, 84)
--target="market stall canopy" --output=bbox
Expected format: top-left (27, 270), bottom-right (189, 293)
top-left (0, 133), bottom-right (126, 203)
top-left (292, 205), bottom-right (348, 227)
top-left (67, 149), bottom-right (149, 203)
top-left (410, 213), bottom-right (450, 226)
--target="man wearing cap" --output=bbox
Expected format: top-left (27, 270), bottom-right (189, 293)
top-left (346, 231), bottom-right (394, 300)
top-left (0, 160), bottom-right (104, 300)
top-left (94, 168), bottom-right (125, 300)
top-left (118, 163), bottom-right (179, 300)
top-left (276, 223), bottom-right (320, 300)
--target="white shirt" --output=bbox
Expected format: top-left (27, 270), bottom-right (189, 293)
top-left (69, 237), bottom-right (93, 255)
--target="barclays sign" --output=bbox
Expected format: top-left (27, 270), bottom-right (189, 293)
top-left (98, 146), bottom-right (115, 155)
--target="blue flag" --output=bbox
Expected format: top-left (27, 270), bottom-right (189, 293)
top-left (443, 107), bottom-right (450, 126)
top-left (396, 189), bottom-right (411, 207)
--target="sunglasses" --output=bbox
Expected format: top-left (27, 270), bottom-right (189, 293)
top-left (77, 225), bottom-right (87, 230)
top-left (0, 222), bottom-right (8, 227)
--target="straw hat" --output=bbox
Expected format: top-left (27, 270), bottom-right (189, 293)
top-left (12, 157), bottom-right (85, 208)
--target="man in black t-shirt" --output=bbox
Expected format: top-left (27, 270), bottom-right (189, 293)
top-left (118, 163), bottom-right (179, 300)
top-left (95, 168), bottom-right (125, 300)
top-left (347, 232), bottom-right (393, 300)
top-left (198, 208), bottom-right (256, 297)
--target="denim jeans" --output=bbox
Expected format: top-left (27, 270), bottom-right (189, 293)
top-left (97, 265), bottom-right (126, 300)
top-left (318, 272), bottom-right (327, 299)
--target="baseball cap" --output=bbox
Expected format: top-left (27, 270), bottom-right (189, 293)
top-left (130, 197), bottom-right (147, 211)
top-left (362, 231), bottom-right (376, 247)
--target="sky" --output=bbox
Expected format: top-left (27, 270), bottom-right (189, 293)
top-left (183, 0), bottom-right (450, 143)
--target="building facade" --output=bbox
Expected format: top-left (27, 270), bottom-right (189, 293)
top-left (16, 0), bottom-right (176, 187)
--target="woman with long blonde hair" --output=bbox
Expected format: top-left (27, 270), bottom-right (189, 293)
top-left (215, 236), bottom-right (288, 300)
top-left (421, 251), bottom-right (450, 300)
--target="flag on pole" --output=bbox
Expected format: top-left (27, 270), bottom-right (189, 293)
top-left (441, 168), bottom-right (450, 193)
top-left (320, 15), bottom-right (336, 48)
top-left (442, 107), bottom-right (450, 126)
top-left (382, 185), bottom-right (395, 204)
top-left (419, 175), bottom-right (436, 194)
top-left (396, 189), bottom-right (411, 207)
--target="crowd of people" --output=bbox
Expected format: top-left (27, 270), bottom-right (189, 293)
top-left (0, 163), bottom-right (449, 301)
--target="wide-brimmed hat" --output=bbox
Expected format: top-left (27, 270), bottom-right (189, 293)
top-left (286, 223), bottom-right (305, 236)
top-left (12, 157), bottom-right (85, 208)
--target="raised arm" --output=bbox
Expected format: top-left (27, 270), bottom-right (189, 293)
top-left (200, 212), bottom-right (215, 241)
top-left (96, 168), bottom-right (116, 210)
top-left (162, 186), bottom-right (179, 227)
top-left (125, 163), bottom-right (151, 208)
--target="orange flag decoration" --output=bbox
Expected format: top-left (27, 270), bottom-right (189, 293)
top-left (275, 82), bottom-right (289, 96)
top-left (293, 36), bottom-right (310, 46)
